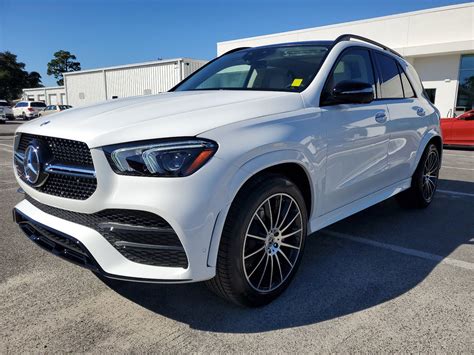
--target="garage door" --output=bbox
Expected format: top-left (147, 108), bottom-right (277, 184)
top-left (49, 94), bottom-right (58, 105)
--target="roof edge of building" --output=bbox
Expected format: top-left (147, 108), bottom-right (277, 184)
top-left (23, 86), bottom-right (64, 91)
top-left (63, 57), bottom-right (208, 76)
top-left (217, 3), bottom-right (473, 46)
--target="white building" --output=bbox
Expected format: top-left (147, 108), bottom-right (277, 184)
top-left (63, 58), bottom-right (207, 107)
top-left (22, 86), bottom-right (66, 105)
top-left (217, 3), bottom-right (474, 117)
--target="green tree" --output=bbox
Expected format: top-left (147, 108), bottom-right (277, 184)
top-left (47, 50), bottom-right (81, 85)
top-left (0, 51), bottom-right (42, 101)
top-left (26, 71), bottom-right (43, 88)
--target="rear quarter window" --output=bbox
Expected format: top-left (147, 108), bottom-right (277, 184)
top-left (31, 102), bottom-right (46, 108)
top-left (375, 52), bottom-right (404, 99)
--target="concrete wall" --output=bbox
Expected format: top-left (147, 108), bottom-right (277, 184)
top-left (412, 54), bottom-right (461, 117)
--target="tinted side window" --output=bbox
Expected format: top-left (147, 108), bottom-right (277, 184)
top-left (375, 53), bottom-right (404, 99)
top-left (31, 102), bottom-right (46, 108)
top-left (399, 66), bottom-right (415, 98)
top-left (324, 48), bottom-right (375, 97)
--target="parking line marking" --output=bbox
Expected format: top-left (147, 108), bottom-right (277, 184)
top-left (443, 153), bottom-right (473, 158)
top-left (437, 189), bottom-right (474, 198)
top-left (442, 166), bottom-right (474, 171)
top-left (1, 186), bottom-right (19, 191)
top-left (322, 230), bottom-right (474, 271)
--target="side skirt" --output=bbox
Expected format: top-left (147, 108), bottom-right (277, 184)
top-left (309, 178), bottom-right (412, 233)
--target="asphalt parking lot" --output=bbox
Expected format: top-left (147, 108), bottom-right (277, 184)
top-left (0, 125), bottom-right (472, 352)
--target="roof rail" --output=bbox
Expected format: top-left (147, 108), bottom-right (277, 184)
top-left (333, 34), bottom-right (403, 58)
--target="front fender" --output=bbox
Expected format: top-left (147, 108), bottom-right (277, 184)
top-left (206, 149), bottom-right (317, 268)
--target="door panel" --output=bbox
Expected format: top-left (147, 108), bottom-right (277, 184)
top-left (319, 47), bottom-right (389, 214)
top-left (440, 118), bottom-right (455, 143)
top-left (451, 118), bottom-right (474, 144)
top-left (322, 103), bottom-right (390, 213)
top-left (385, 98), bottom-right (427, 184)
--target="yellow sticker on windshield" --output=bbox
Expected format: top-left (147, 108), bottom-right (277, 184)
top-left (291, 78), bottom-right (303, 87)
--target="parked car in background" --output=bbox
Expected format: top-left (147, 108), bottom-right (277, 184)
top-left (12, 35), bottom-right (442, 307)
top-left (440, 109), bottom-right (474, 147)
top-left (39, 105), bottom-right (73, 117)
top-left (0, 107), bottom-right (6, 124)
top-left (0, 100), bottom-right (15, 120)
top-left (12, 101), bottom-right (47, 120)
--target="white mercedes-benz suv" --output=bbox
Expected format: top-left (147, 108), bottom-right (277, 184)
top-left (12, 35), bottom-right (442, 307)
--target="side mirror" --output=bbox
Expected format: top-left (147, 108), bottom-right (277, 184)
top-left (323, 81), bottom-right (374, 105)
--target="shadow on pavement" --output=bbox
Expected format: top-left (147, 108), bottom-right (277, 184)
top-left (98, 180), bottom-right (474, 333)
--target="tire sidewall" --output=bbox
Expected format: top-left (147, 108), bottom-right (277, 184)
top-left (224, 176), bottom-right (308, 306)
top-left (413, 144), bottom-right (439, 205)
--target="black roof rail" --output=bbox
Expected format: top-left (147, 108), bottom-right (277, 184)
top-left (333, 34), bottom-right (403, 58)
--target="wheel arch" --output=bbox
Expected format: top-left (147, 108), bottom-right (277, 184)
top-left (412, 130), bottom-right (443, 175)
top-left (207, 151), bottom-right (315, 268)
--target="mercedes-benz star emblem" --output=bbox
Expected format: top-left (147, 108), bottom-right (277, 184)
top-left (24, 145), bottom-right (41, 185)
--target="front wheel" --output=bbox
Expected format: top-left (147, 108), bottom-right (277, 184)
top-left (397, 143), bottom-right (441, 208)
top-left (206, 174), bottom-right (308, 307)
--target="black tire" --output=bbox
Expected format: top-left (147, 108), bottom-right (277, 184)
top-left (0, 120), bottom-right (5, 124)
top-left (397, 143), bottom-right (440, 209)
top-left (206, 174), bottom-right (308, 307)
top-left (21, 112), bottom-right (27, 120)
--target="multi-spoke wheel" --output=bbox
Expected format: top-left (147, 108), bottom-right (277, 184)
top-left (421, 148), bottom-right (439, 202)
top-left (243, 193), bottom-right (303, 292)
top-left (206, 174), bottom-right (308, 307)
top-left (397, 143), bottom-right (441, 208)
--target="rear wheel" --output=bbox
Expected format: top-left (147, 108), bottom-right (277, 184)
top-left (21, 112), bottom-right (27, 120)
top-left (206, 174), bottom-right (308, 307)
top-left (397, 143), bottom-right (440, 208)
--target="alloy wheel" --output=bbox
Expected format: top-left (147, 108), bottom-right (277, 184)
top-left (242, 193), bottom-right (303, 292)
top-left (422, 148), bottom-right (440, 202)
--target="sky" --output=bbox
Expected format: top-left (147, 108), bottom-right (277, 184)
top-left (1, 0), bottom-right (471, 86)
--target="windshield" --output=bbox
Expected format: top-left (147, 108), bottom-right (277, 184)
top-left (0, 102), bottom-right (9, 107)
top-left (175, 44), bottom-right (330, 93)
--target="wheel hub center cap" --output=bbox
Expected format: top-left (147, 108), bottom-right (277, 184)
top-left (266, 229), bottom-right (281, 255)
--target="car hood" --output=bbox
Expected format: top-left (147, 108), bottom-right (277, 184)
top-left (17, 90), bottom-right (304, 148)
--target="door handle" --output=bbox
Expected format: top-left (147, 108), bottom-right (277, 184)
top-left (416, 107), bottom-right (426, 117)
top-left (375, 111), bottom-right (387, 123)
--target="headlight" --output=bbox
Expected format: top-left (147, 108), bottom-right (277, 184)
top-left (103, 138), bottom-right (218, 177)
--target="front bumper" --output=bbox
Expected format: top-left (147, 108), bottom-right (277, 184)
top-left (13, 197), bottom-right (212, 282)
top-left (13, 147), bottom-right (235, 282)
top-left (13, 208), bottom-right (190, 282)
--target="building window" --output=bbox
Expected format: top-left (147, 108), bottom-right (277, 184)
top-left (456, 54), bottom-right (474, 112)
top-left (425, 89), bottom-right (436, 104)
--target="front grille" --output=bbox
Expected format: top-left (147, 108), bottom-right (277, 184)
top-left (39, 174), bottom-right (97, 200)
top-left (17, 134), bottom-right (93, 167)
top-left (25, 195), bottom-right (188, 268)
top-left (15, 134), bottom-right (97, 200)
